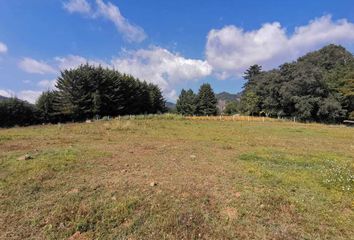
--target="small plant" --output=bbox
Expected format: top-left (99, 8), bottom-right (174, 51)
top-left (321, 160), bottom-right (354, 192)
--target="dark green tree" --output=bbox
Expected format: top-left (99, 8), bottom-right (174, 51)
top-left (239, 44), bottom-right (354, 122)
top-left (176, 89), bottom-right (197, 115)
top-left (36, 91), bottom-right (57, 123)
top-left (195, 84), bottom-right (217, 116)
top-left (0, 98), bottom-right (38, 127)
top-left (148, 83), bottom-right (166, 113)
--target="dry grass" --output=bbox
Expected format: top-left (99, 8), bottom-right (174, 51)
top-left (0, 117), bottom-right (353, 239)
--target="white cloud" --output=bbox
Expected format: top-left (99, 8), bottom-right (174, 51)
top-left (0, 89), bottom-right (15, 98)
top-left (38, 79), bottom-right (57, 90)
top-left (55, 54), bottom-right (109, 70)
top-left (0, 41), bottom-right (7, 53)
top-left (63, 0), bottom-right (91, 14)
top-left (95, 0), bottom-right (147, 43)
top-left (63, 0), bottom-right (147, 43)
top-left (0, 89), bottom-right (41, 103)
top-left (206, 15), bottom-right (354, 78)
top-left (19, 57), bottom-right (57, 74)
top-left (17, 90), bottom-right (42, 104)
top-left (111, 47), bottom-right (212, 100)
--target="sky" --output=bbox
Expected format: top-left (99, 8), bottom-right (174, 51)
top-left (1, 0), bottom-right (354, 103)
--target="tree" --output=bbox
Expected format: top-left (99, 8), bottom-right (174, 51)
top-left (176, 89), bottom-right (197, 115)
top-left (239, 44), bottom-right (354, 122)
top-left (224, 101), bottom-right (239, 115)
top-left (240, 91), bottom-right (260, 115)
top-left (244, 64), bottom-right (262, 81)
top-left (54, 64), bottom-right (165, 120)
top-left (148, 83), bottom-right (166, 113)
top-left (196, 84), bottom-right (217, 116)
top-left (36, 91), bottom-right (56, 123)
top-left (0, 98), bottom-right (38, 127)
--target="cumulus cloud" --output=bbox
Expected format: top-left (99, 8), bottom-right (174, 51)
top-left (63, 0), bottom-right (91, 14)
top-left (206, 15), bottom-right (354, 78)
top-left (19, 57), bottom-right (57, 74)
top-left (63, 0), bottom-right (147, 43)
top-left (111, 47), bottom-right (212, 100)
top-left (0, 41), bottom-right (7, 53)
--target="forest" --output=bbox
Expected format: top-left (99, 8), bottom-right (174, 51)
top-left (239, 45), bottom-right (354, 122)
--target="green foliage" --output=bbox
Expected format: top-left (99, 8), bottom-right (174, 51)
top-left (176, 89), bottom-right (197, 115)
top-left (36, 91), bottom-right (57, 123)
top-left (195, 83), bottom-right (217, 116)
top-left (224, 101), bottom-right (239, 115)
top-left (240, 91), bottom-right (260, 115)
top-left (240, 44), bottom-right (354, 122)
top-left (0, 98), bottom-right (38, 127)
top-left (176, 84), bottom-right (218, 116)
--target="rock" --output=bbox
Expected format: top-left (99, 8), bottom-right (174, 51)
top-left (150, 181), bottom-right (157, 187)
top-left (85, 120), bottom-right (92, 123)
top-left (260, 204), bottom-right (265, 209)
top-left (121, 169), bottom-right (127, 173)
top-left (18, 154), bottom-right (33, 161)
top-left (111, 196), bottom-right (117, 201)
top-left (190, 154), bottom-right (196, 159)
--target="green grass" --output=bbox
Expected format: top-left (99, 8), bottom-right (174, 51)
top-left (0, 118), bottom-right (353, 239)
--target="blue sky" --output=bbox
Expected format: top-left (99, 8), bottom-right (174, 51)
top-left (1, 0), bottom-right (354, 103)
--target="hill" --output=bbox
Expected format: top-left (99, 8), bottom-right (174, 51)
top-left (215, 91), bottom-right (241, 102)
top-left (165, 101), bottom-right (176, 110)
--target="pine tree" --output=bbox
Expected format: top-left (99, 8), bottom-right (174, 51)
top-left (176, 89), bottom-right (197, 115)
top-left (36, 91), bottom-right (56, 122)
top-left (195, 84), bottom-right (217, 116)
top-left (148, 83), bottom-right (166, 113)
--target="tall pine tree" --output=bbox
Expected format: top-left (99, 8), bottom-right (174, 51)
top-left (176, 89), bottom-right (197, 115)
top-left (196, 84), bottom-right (217, 116)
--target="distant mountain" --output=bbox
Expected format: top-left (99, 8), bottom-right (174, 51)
top-left (215, 92), bottom-right (242, 102)
top-left (166, 101), bottom-right (176, 110)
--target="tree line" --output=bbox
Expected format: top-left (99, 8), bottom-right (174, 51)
top-left (0, 64), bottom-right (166, 127)
top-left (175, 44), bottom-right (354, 123)
top-left (240, 45), bottom-right (354, 123)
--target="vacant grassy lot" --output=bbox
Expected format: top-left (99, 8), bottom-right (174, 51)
top-left (1, 117), bottom-right (353, 239)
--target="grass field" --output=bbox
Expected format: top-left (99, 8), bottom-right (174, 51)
top-left (1, 116), bottom-right (353, 239)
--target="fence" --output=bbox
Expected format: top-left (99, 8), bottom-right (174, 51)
top-left (185, 115), bottom-right (282, 122)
